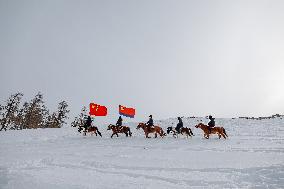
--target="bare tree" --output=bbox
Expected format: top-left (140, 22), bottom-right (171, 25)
top-left (71, 106), bottom-right (88, 132)
top-left (12, 105), bottom-right (25, 130)
top-left (1, 92), bottom-right (70, 130)
top-left (22, 92), bottom-right (48, 129)
top-left (46, 101), bottom-right (70, 128)
top-left (0, 92), bottom-right (23, 131)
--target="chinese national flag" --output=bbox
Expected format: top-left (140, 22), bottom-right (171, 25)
top-left (119, 105), bottom-right (135, 118)
top-left (89, 103), bottom-right (107, 116)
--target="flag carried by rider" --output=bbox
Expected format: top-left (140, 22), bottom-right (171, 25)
top-left (89, 103), bottom-right (107, 116)
top-left (119, 105), bottom-right (135, 118)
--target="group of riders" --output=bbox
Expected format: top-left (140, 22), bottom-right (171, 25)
top-left (80, 114), bottom-right (216, 134)
top-left (145, 115), bottom-right (215, 134)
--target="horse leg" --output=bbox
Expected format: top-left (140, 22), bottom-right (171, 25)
top-left (146, 132), bottom-right (150, 138)
top-left (218, 134), bottom-right (221, 139)
top-left (221, 133), bottom-right (226, 139)
top-left (116, 133), bottom-right (119, 137)
top-left (187, 130), bottom-right (191, 138)
top-left (204, 134), bottom-right (209, 139)
top-left (186, 132), bottom-right (189, 138)
top-left (78, 127), bottom-right (82, 133)
top-left (111, 133), bottom-right (114, 138)
top-left (173, 131), bottom-right (177, 138)
top-left (125, 132), bottom-right (128, 137)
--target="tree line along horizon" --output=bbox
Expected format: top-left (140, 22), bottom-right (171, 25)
top-left (1, 92), bottom-right (283, 131)
top-left (0, 92), bottom-right (136, 131)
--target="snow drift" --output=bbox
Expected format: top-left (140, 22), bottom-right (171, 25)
top-left (0, 117), bottom-right (283, 188)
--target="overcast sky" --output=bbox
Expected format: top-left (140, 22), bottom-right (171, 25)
top-left (1, 0), bottom-right (284, 124)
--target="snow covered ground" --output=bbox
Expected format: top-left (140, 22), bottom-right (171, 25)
top-left (1, 118), bottom-right (284, 189)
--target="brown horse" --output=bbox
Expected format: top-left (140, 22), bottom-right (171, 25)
top-left (195, 123), bottom-right (228, 139)
top-left (83, 126), bottom-right (102, 137)
top-left (166, 127), bottom-right (194, 138)
top-left (107, 124), bottom-right (132, 138)
top-left (136, 123), bottom-right (166, 138)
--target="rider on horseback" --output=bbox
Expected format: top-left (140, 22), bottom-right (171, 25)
top-left (82, 115), bottom-right (92, 134)
top-left (146, 115), bottom-right (154, 132)
top-left (175, 117), bottom-right (184, 134)
top-left (116, 116), bottom-right (123, 127)
top-left (208, 115), bottom-right (215, 133)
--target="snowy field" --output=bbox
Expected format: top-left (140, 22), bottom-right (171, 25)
top-left (0, 118), bottom-right (284, 189)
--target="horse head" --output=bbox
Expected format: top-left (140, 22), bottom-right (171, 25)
top-left (195, 123), bottom-right (203, 128)
top-left (107, 124), bottom-right (113, 130)
top-left (195, 123), bottom-right (201, 128)
top-left (136, 123), bottom-right (144, 130)
top-left (166, 127), bottom-right (173, 134)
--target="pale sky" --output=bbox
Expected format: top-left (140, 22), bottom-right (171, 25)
top-left (1, 0), bottom-right (284, 124)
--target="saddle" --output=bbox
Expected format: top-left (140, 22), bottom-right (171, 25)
top-left (147, 125), bottom-right (154, 132)
top-left (114, 125), bottom-right (123, 131)
top-left (175, 127), bottom-right (183, 134)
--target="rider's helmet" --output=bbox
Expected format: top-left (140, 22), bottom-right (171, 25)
top-left (209, 115), bottom-right (213, 119)
top-left (149, 115), bottom-right (152, 118)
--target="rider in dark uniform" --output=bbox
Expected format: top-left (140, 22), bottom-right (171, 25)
top-left (116, 116), bottom-right (123, 127)
top-left (175, 117), bottom-right (184, 134)
top-left (146, 115), bottom-right (154, 132)
top-left (208, 115), bottom-right (215, 133)
top-left (82, 116), bottom-right (92, 134)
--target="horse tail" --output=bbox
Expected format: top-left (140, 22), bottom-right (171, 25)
top-left (128, 127), bottom-right (132, 137)
top-left (95, 127), bottom-right (102, 137)
top-left (162, 129), bottom-right (166, 136)
top-left (189, 128), bottom-right (194, 136)
top-left (97, 130), bottom-right (102, 137)
top-left (159, 128), bottom-right (165, 137)
top-left (223, 128), bottom-right (228, 137)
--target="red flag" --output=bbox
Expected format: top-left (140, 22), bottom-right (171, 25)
top-left (89, 103), bottom-right (107, 116)
top-left (119, 105), bottom-right (135, 118)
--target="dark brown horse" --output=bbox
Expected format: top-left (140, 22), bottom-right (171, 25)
top-left (136, 123), bottom-right (166, 138)
top-left (195, 123), bottom-right (228, 139)
top-left (107, 124), bottom-right (132, 138)
top-left (83, 126), bottom-right (102, 137)
top-left (166, 127), bottom-right (194, 138)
